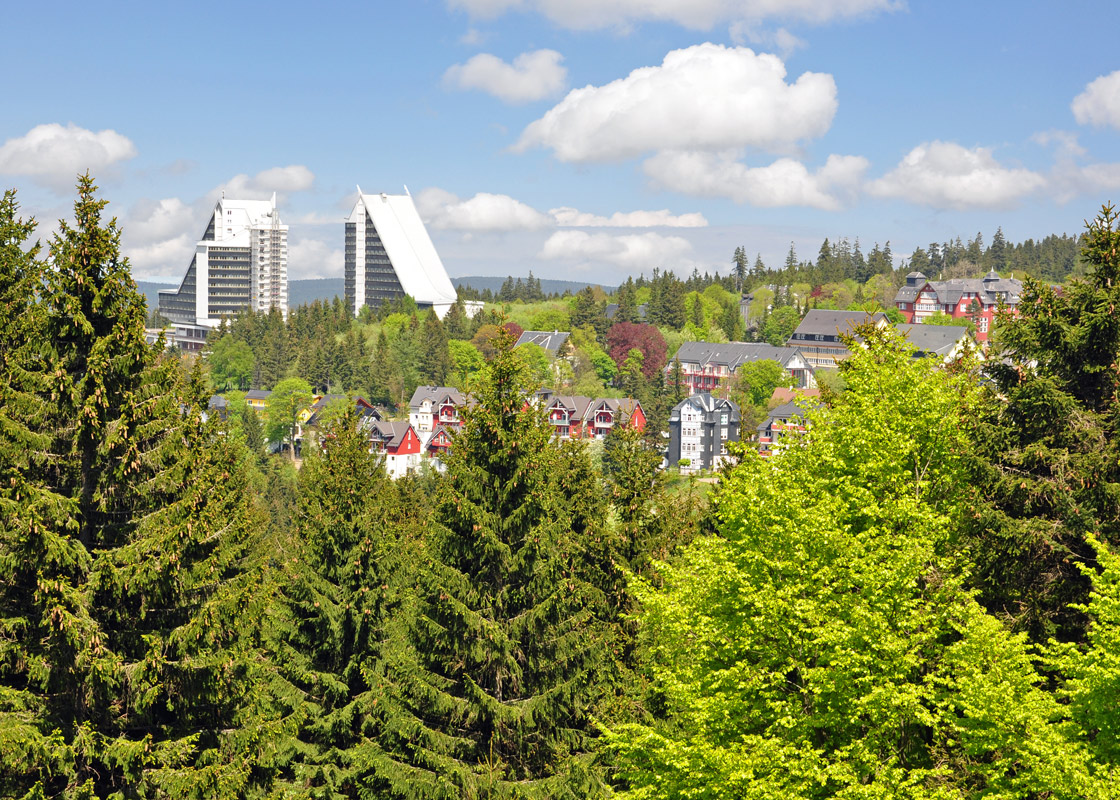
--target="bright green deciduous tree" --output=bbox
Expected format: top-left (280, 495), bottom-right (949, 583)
top-left (267, 377), bottom-right (313, 459)
top-left (608, 326), bottom-right (1114, 799)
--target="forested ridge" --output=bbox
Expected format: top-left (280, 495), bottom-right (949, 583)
top-left (3, 178), bottom-right (1120, 798)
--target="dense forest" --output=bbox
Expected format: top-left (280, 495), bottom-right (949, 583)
top-left (3, 178), bottom-right (1120, 798)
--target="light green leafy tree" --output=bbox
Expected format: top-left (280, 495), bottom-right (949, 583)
top-left (208, 333), bottom-right (255, 390)
top-left (266, 377), bottom-right (313, 459)
top-left (607, 325), bottom-right (1115, 799)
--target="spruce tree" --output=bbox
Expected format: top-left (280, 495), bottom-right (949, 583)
top-left (0, 178), bottom-right (274, 798)
top-left (419, 309), bottom-right (451, 386)
top-left (268, 408), bottom-right (413, 797)
top-left (380, 327), bottom-right (609, 798)
top-left (966, 203), bottom-right (1120, 643)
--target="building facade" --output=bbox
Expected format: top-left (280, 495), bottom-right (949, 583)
top-left (667, 393), bottom-right (741, 472)
top-left (893, 271), bottom-right (1021, 342)
top-left (787, 310), bottom-right (889, 368)
top-left (409, 385), bottom-right (468, 434)
top-left (669, 341), bottom-right (815, 393)
top-left (542, 395), bottom-right (646, 440)
top-left (345, 189), bottom-right (458, 318)
top-left (159, 194), bottom-right (287, 326)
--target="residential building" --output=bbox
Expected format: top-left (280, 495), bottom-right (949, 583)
top-left (367, 421), bottom-right (423, 479)
top-left (542, 395), bottom-right (645, 440)
top-left (245, 389), bottom-right (271, 412)
top-left (668, 341), bottom-right (815, 393)
top-left (144, 321), bottom-right (211, 353)
top-left (893, 271), bottom-right (1022, 342)
top-left (787, 310), bottom-right (889, 368)
top-left (667, 393), bottom-right (740, 472)
top-left (408, 385), bottom-right (468, 434)
top-left (425, 424), bottom-right (455, 471)
top-left (344, 188), bottom-right (459, 319)
top-left (515, 330), bottom-right (571, 358)
top-left (159, 193), bottom-right (288, 326)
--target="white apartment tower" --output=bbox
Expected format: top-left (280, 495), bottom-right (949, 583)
top-left (345, 188), bottom-right (458, 318)
top-left (159, 193), bottom-right (288, 326)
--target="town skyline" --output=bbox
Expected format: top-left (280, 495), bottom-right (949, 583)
top-left (2, 1), bottom-right (1119, 286)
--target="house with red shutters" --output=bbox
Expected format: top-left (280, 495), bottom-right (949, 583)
top-left (893, 271), bottom-right (1022, 342)
top-left (541, 394), bottom-right (645, 440)
top-left (367, 420), bottom-right (423, 479)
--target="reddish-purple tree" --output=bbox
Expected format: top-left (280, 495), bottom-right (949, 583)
top-left (502, 321), bottom-right (524, 340)
top-left (606, 322), bottom-right (667, 381)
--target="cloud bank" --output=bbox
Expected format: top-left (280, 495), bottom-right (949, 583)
top-left (444, 49), bottom-right (568, 103)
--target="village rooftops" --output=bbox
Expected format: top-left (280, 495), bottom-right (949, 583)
top-left (893, 271), bottom-right (1022, 308)
top-left (408, 385), bottom-right (468, 410)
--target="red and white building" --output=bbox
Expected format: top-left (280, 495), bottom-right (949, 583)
top-left (669, 342), bottom-right (815, 392)
top-left (409, 385), bottom-right (468, 434)
top-left (367, 420), bottom-right (423, 479)
top-left (894, 271), bottom-right (1022, 343)
top-left (542, 395), bottom-right (646, 440)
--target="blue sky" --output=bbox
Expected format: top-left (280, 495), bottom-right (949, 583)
top-left (3, 1), bottom-right (1119, 286)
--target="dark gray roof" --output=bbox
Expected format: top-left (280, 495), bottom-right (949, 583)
top-left (369, 420), bottom-right (413, 449)
top-left (409, 385), bottom-right (468, 409)
top-left (246, 389), bottom-right (272, 400)
top-left (515, 330), bottom-right (570, 356)
top-left (892, 275), bottom-right (1022, 307)
top-left (792, 310), bottom-right (888, 338)
top-left (671, 341), bottom-right (809, 370)
top-left (756, 399), bottom-right (821, 431)
top-left (894, 323), bottom-right (970, 356)
top-left (605, 303), bottom-right (648, 320)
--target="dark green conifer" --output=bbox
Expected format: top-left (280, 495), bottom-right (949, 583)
top-left (380, 327), bottom-right (609, 798)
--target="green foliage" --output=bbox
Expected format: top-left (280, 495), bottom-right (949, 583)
top-left (730, 358), bottom-right (790, 409)
top-left (268, 407), bottom-right (414, 797)
top-left (209, 334), bottom-right (255, 390)
top-left (266, 377), bottom-right (313, 458)
top-left (379, 327), bottom-right (611, 798)
top-left (965, 203), bottom-right (1120, 643)
top-left (0, 179), bottom-right (275, 799)
top-left (759, 304), bottom-right (800, 346)
top-left (608, 326), bottom-right (1115, 798)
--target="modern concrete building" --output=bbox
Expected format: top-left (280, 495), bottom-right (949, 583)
top-left (345, 188), bottom-right (458, 318)
top-left (158, 194), bottom-right (288, 326)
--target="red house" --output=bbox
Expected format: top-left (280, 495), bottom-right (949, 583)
top-left (542, 395), bottom-right (646, 440)
top-left (894, 270), bottom-right (1022, 343)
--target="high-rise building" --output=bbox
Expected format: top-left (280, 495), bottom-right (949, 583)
top-left (345, 188), bottom-right (458, 318)
top-left (158, 193), bottom-right (288, 326)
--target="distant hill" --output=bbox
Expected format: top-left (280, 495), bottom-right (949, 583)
top-left (455, 275), bottom-right (616, 295)
top-left (137, 281), bottom-right (175, 313)
top-left (289, 278), bottom-right (345, 308)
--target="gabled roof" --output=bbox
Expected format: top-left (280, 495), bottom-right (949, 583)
top-left (548, 395), bottom-right (593, 419)
top-left (587, 397), bottom-right (643, 424)
top-left (515, 330), bottom-right (570, 356)
top-left (246, 389), bottom-right (272, 400)
top-left (351, 190), bottom-right (458, 305)
top-left (426, 424), bottom-right (455, 449)
top-left (409, 385), bottom-right (468, 410)
top-left (770, 386), bottom-right (821, 404)
top-left (671, 341), bottom-right (809, 370)
top-left (894, 323), bottom-right (971, 357)
top-left (368, 420), bottom-right (414, 449)
top-left (306, 395), bottom-right (380, 427)
top-left (670, 392), bottom-right (741, 420)
top-left (757, 398), bottom-right (822, 431)
top-left (792, 310), bottom-right (888, 338)
top-left (893, 275), bottom-right (1023, 307)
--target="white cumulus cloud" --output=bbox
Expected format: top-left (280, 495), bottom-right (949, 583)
top-left (416, 187), bottom-right (553, 231)
top-left (516, 43), bottom-right (837, 162)
top-left (0, 123), bottom-right (137, 192)
top-left (288, 237), bottom-right (344, 280)
top-left (644, 150), bottom-right (868, 210)
top-left (868, 141), bottom-right (1046, 210)
top-left (448, 0), bottom-right (900, 30)
top-left (538, 230), bottom-right (692, 269)
top-left (550, 206), bottom-right (708, 227)
top-left (1072, 71), bottom-right (1120, 131)
top-left (444, 49), bottom-right (568, 104)
top-left (218, 164), bottom-right (315, 198)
